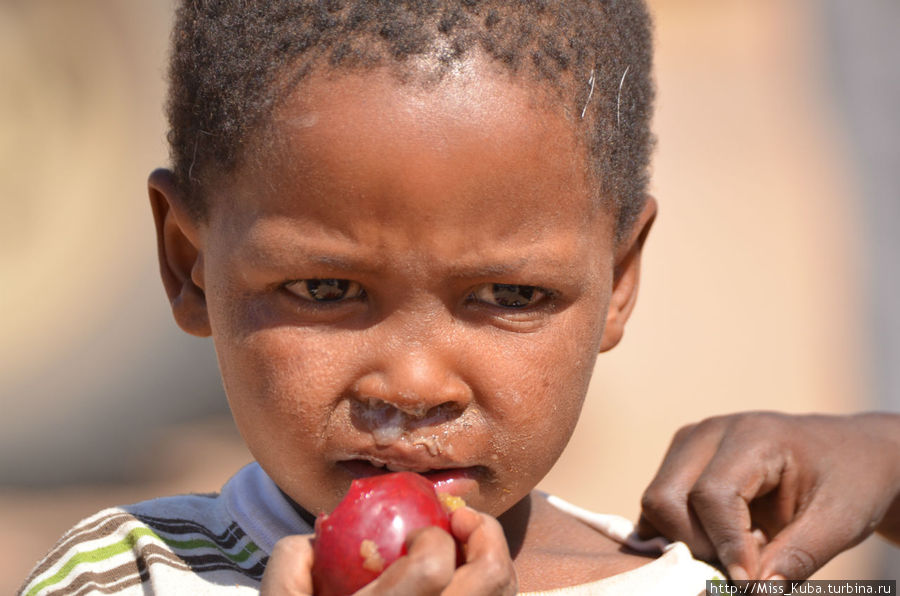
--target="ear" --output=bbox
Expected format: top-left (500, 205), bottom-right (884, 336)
top-left (148, 168), bottom-right (211, 337)
top-left (598, 196), bottom-right (657, 353)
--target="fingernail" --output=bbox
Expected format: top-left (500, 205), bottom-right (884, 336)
top-left (727, 565), bottom-right (749, 581)
top-left (767, 574), bottom-right (786, 581)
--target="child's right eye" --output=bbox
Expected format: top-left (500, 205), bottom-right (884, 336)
top-left (284, 279), bottom-right (366, 303)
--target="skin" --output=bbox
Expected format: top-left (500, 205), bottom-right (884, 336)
top-left (150, 54), bottom-right (657, 593)
top-left (639, 411), bottom-right (900, 581)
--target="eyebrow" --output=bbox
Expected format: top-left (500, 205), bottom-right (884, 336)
top-left (238, 227), bottom-right (579, 281)
top-left (443, 258), bottom-right (534, 279)
top-left (239, 245), bottom-right (384, 276)
top-left (303, 253), bottom-right (375, 271)
top-left (241, 250), bottom-right (539, 277)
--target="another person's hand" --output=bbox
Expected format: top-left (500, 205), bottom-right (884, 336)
top-left (260, 506), bottom-right (517, 595)
top-left (638, 411), bottom-right (900, 581)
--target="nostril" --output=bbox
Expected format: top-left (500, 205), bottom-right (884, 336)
top-left (360, 395), bottom-right (428, 419)
top-left (351, 399), bottom-right (407, 446)
top-left (410, 401), bottom-right (464, 427)
top-left (349, 397), bottom-right (465, 446)
top-left (352, 375), bottom-right (390, 403)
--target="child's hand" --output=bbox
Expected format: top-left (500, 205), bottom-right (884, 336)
top-left (637, 412), bottom-right (900, 581)
top-left (357, 506), bottom-right (516, 596)
top-left (261, 534), bottom-right (317, 594)
top-left (260, 507), bottom-right (517, 595)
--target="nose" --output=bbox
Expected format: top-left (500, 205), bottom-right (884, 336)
top-left (352, 349), bottom-right (473, 419)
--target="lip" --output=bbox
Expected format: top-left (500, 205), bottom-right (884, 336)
top-left (338, 459), bottom-right (482, 498)
top-left (428, 468), bottom-right (479, 498)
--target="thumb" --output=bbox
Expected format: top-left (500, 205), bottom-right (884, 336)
top-left (757, 506), bottom-right (858, 580)
top-left (261, 535), bottom-right (315, 595)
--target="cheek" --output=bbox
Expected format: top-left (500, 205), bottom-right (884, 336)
top-left (476, 301), bottom-right (608, 483)
top-left (216, 328), bottom-right (354, 419)
top-left (205, 284), bottom-right (360, 454)
top-left (212, 325), bottom-right (364, 510)
top-left (204, 269), bottom-right (346, 408)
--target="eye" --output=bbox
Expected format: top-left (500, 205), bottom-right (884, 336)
top-left (284, 279), bottom-right (365, 302)
top-left (471, 283), bottom-right (548, 309)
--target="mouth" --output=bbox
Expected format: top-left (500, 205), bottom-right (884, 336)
top-left (338, 457), bottom-right (483, 498)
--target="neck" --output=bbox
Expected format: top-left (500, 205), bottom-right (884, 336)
top-left (280, 487), bottom-right (318, 528)
top-left (497, 493), bottom-right (533, 559)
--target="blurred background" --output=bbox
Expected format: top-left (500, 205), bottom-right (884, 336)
top-left (1, 0), bottom-right (897, 591)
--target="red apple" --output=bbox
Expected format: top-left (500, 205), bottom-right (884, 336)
top-left (311, 471), bottom-right (463, 596)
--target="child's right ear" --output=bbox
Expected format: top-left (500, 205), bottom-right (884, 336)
top-left (148, 168), bottom-right (211, 337)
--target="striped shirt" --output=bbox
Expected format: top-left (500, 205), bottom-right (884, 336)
top-left (20, 464), bottom-right (310, 595)
top-left (20, 464), bottom-right (723, 595)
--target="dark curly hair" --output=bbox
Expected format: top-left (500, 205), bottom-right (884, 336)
top-left (167, 0), bottom-right (654, 237)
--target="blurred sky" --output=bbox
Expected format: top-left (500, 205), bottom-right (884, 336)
top-left (1, 0), bottom-right (897, 589)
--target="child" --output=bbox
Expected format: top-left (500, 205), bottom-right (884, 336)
top-left (18, 1), bottom-right (897, 594)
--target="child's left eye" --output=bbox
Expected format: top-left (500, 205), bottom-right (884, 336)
top-left (284, 279), bottom-right (365, 303)
top-left (470, 283), bottom-right (548, 309)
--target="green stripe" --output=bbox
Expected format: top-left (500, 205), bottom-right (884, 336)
top-left (162, 535), bottom-right (260, 563)
top-left (25, 527), bottom-right (158, 596)
top-left (26, 526), bottom-right (262, 595)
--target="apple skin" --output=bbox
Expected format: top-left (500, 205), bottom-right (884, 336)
top-left (311, 471), bottom-right (454, 596)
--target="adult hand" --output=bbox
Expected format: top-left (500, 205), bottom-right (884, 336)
top-left (637, 412), bottom-right (900, 581)
top-left (260, 506), bottom-right (517, 595)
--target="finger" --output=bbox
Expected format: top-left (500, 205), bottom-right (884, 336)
top-left (639, 420), bottom-right (724, 558)
top-left (689, 487), bottom-right (759, 581)
top-left (758, 501), bottom-right (868, 581)
top-left (688, 428), bottom-right (790, 579)
top-left (444, 508), bottom-right (517, 596)
top-left (356, 526), bottom-right (456, 596)
top-left (635, 512), bottom-right (662, 540)
top-left (449, 506), bottom-right (486, 551)
top-left (260, 534), bottom-right (315, 595)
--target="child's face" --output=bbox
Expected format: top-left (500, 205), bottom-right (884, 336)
top-left (153, 56), bottom-right (651, 518)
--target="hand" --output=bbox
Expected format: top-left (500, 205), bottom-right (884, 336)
top-left (637, 411), bottom-right (900, 581)
top-left (261, 534), bottom-right (316, 595)
top-left (260, 506), bottom-right (517, 595)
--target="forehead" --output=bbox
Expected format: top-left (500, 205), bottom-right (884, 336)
top-left (217, 55), bottom-right (609, 242)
